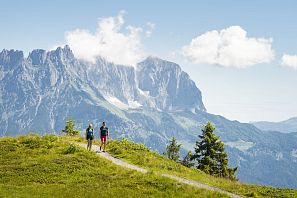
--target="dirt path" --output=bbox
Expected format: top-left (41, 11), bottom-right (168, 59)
top-left (80, 143), bottom-right (242, 198)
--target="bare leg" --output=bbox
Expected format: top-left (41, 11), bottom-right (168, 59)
top-left (89, 140), bottom-right (93, 150)
top-left (87, 139), bottom-right (91, 150)
top-left (100, 139), bottom-right (103, 151)
top-left (103, 141), bottom-right (106, 152)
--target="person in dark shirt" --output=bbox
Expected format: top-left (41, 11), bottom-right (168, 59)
top-left (85, 123), bottom-right (94, 151)
top-left (99, 121), bottom-right (109, 152)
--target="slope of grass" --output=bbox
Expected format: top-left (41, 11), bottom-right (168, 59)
top-left (0, 134), bottom-right (227, 198)
top-left (103, 138), bottom-right (297, 198)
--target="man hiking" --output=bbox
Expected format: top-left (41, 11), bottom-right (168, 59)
top-left (86, 123), bottom-right (94, 151)
top-left (99, 121), bottom-right (109, 152)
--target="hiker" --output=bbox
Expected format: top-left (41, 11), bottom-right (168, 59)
top-left (99, 121), bottom-right (109, 152)
top-left (86, 123), bottom-right (94, 151)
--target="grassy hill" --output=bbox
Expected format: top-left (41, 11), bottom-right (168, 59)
top-left (1, 134), bottom-right (297, 198)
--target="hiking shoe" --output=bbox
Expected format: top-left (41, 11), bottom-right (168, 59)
top-left (103, 150), bottom-right (106, 152)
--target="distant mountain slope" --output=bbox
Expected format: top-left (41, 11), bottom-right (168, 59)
top-left (1, 46), bottom-right (297, 189)
top-left (252, 117), bottom-right (297, 133)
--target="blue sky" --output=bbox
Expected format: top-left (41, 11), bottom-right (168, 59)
top-left (1, 0), bottom-right (297, 122)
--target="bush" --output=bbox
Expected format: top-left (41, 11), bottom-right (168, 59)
top-left (42, 134), bottom-right (58, 149)
top-left (64, 144), bottom-right (81, 154)
top-left (19, 134), bottom-right (59, 149)
top-left (120, 138), bottom-right (149, 151)
top-left (43, 134), bottom-right (58, 142)
top-left (20, 134), bottom-right (42, 148)
top-left (245, 192), bottom-right (258, 197)
top-left (109, 145), bottom-right (123, 155)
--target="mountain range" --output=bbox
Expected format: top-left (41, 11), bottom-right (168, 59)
top-left (252, 117), bottom-right (297, 133)
top-left (1, 46), bottom-right (297, 189)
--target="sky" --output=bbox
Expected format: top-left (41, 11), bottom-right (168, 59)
top-left (0, 0), bottom-right (297, 122)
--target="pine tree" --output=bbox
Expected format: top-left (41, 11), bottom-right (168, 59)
top-left (62, 118), bottom-right (80, 136)
top-left (181, 151), bottom-right (195, 168)
top-left (192, 122), bottom-right (237, 180)
top-left (165, 137), bottom-right (181, 162)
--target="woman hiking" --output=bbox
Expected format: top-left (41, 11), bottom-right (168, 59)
top-left (99, 121), bottom-right (109, 152)
top-left (86, 123), bottom-right (94, 151)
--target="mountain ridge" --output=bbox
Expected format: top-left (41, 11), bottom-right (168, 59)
top-left (252, 117), bottom-right (297, 133)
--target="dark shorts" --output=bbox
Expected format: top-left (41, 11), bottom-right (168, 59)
top-left (87, 135), bottom-right (94, 140)
top-left (100, 136), bottom-right (107, 142)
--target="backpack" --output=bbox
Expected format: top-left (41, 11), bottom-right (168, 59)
top-left (86, 128), bottom-right (94, 136)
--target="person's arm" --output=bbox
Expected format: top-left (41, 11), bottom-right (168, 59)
top-left (107, 128), bottom-right (109, 136)
top-left (85, 129), bottom-right (88, 139)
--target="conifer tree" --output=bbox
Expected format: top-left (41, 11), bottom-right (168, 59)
top-left (192, 122), bottom-right (237, 180)
top-left (62, 118), bottom-right (80, 136)
top-left (181, 151), bottom-right (195, 168)
top-left (165, 137), bottom-right (181, 162)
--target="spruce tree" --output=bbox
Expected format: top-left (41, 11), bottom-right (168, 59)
top-left (165, 137), bottom-right (181, 162)
top-left (181, 151), bottom-right (195, 168)
top-left (192, 122), bottom-right (237, 180)
top-left (62, 118), bottom-right (80, 136)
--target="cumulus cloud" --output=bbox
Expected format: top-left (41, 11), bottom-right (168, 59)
top-left (182, 26), bottom-right (274, 68)
top-left (65, 11), bottom-right (149, 66)
top-left (281, 54), bottom-right (297, 70)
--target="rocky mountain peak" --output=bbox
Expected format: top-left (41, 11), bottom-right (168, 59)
top-left (137, 56), bottom-right (206, 112)
top-left (0, 49), bottom-right (24, 67)
top-left (28, 49), bottom-right (47, 65)
top-left (139, 56), bottom-right (180, 71)
top-left (47, 45), bottom-right (75, 64)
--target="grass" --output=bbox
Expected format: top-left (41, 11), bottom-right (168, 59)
top-left (0, 134), bottom-right (228, 198)
top-left (98, 138), bottom-right (297, 198)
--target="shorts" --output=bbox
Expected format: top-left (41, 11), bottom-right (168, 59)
top-left (87, 135), bottom-right (94, 140)
top-left (100, 136), bottom-right (107, 142)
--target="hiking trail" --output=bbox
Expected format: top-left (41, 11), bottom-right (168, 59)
top-left (80, 143), bottom-right (242, 198)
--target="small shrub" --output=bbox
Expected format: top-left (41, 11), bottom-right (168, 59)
top-left (245, 192), bottom-right (258, 197)
top-left (1, 144), bottom-right (19, 152)
top-left (64, 144), bottom-right (80, 154)
top-left (120, 138), bottom-right (149, 151)
top-left (42, 134), bottom-right (58, 149)
top-left (20, 134), bottom-right (42, 148)
top-left (42, 134), bottom-right (58, 142)
top-left (109, 145), bottom-right (122, 155)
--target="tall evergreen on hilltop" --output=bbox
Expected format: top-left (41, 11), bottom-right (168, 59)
top-left (192, 122), bottom-right (237, 180)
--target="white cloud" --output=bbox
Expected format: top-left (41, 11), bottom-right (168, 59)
top-left (281, 54), bottom-right (297, 70)
top-left (64, 11), bottom-right (149, 66)
top-left (182, 26), bottom-right (274, 68)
